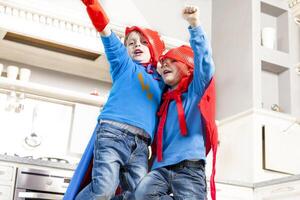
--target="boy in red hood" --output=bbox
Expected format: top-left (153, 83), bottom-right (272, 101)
top-left (133, 5), bottom-right (218, 200)
top-left (66, 1), bottom-right (165, 200)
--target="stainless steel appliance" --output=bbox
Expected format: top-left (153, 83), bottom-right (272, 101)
top-left (14, 168), bottom-right (72, 200)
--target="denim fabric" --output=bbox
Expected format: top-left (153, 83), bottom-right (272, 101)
top-left (133, 163), bottom-right (207, 200)
top-left (75, 122), bottom-right (148, 200)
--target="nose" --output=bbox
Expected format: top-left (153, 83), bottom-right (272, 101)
top-left (135, 41), bottom-right (141, 47)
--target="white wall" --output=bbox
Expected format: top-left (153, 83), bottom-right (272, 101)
top-left (290, 24), bottom-right (300, 119)
top-left (131, 0), bottom-right (212, 42)
top-left (212, 0), bottom-right (254, 120)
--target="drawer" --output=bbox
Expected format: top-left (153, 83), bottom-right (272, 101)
top-left (0, 165), bottom-right (14, 182)
top-left (0, 185), bottom-right (12, 200)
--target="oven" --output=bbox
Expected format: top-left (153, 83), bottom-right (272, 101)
top-left (14, 168), bottom-right (72, 200)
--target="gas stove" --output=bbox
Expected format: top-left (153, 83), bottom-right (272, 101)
top-left (2, 152), bottom-right (70, 164)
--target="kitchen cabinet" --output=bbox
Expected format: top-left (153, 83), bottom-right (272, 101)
top-left (0, 185), bottom-right (12, 200)
top-left (0, 165), bottom-right (14, 183)
top-left (263, 118), bottom-right (300, 174)
top-left (260, 0), bottom-right (292, 114)
top-left (212, 0), bottom-right (299, 119)
top-left (0, 163), bottom-right (16, 200)
top-left (69, 103), bottom-right (100, 155)
top-left (209, 108), bottom-right (300, 199)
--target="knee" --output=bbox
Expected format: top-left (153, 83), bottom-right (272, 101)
top-left (133, 185), bottom-right (153, 200)
top-left (92, 180), bottom-right (115, 199)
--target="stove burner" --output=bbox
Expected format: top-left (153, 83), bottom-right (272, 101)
top-left (37, 157), bottom-right (69, 164)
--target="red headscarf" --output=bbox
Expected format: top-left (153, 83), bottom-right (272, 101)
top-left (125, 26), bottom-right (165, 67)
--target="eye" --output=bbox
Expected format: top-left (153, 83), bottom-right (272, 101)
top-left (128, 42), bottom-right (134, 46)
top-left (171, 59), bottom-right (177, 63)
top-left (142, 40), bottom-right (149, 45)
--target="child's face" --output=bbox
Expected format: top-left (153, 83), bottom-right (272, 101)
top-left (126, 31), bottom-right (151, 64)
top-left (157, 58), bottom-right (190, 89)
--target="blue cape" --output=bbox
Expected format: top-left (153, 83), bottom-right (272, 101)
top-left (63, 126), bottom-right (97, 200)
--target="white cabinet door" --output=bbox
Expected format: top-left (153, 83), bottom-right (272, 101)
top-left (0, 185), bottom-right (12, 200)
top-left (0, 165), bottom-right (14, 183)
top-left (264, 121), bottom-right (300, 174)
top-left (69, 103), bottom-right (100, 155)
top-left (0, 164), bottom-right (15, 200)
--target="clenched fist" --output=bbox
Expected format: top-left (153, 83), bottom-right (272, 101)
top-left (182, 5), bottom-right (200, 27)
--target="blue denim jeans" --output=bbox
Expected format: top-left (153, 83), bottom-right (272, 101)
top-left (133, 161), bottom-right (207, 200)
top-left (75, 122), bottom-right (149, 200)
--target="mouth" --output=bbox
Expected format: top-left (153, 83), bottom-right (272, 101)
top-left (163, 69), bottom-right (172, 75)
top-left (134, 49), bottom-right (143, 56)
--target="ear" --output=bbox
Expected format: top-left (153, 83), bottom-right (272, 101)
top-left (156, 62), bottom-right (163, 75)
top-left (187, 70), bottom-right (192, 76)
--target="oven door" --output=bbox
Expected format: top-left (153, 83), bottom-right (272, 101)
top-left (14, 189), bottom-right (64, 200)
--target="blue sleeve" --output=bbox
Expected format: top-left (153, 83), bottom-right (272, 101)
top-left (189, 26), bottom-right (215, 94)
top-left (101, 32), bottom-right (134, 81)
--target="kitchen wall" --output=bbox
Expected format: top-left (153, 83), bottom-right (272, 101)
top-left (290, 24), bottom-right (300, 118)
top-left (212, 0), bottom-right (254, 119)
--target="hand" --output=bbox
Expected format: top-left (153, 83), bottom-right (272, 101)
top-left (182, 5), bottom-right (200, 27)
top-left (82, 0), bottom-right (94, 7)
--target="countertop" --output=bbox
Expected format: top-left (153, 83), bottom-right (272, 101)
top-left (0, 154), bottom-right (77, 171)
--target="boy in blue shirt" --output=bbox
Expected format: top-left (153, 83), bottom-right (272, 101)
top-left (66, 1), bottom-right (166, 200)
top-left (133, 5), bottom-right (218, 200)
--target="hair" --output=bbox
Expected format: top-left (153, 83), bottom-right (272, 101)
top-left (123, 30), bottom-right (140, 46)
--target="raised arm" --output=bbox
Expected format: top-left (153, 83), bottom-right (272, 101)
top-left (183, 6), bottom-right (215, 92)
top-left (182, 5), bottom-right (200, 28)
top-left (81, 0), bottom-right (134, 80)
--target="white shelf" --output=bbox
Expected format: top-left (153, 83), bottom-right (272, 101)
top-left (0, 77), bottom-right (105, 106)
top-left (261, 60), bottom-right (291, 114)
top-left (260, 0), bottom-right (290, 53)
top-left (260, 46), bottom-right (291, 69)
top-left (261, 0), bottom-right (289, 16)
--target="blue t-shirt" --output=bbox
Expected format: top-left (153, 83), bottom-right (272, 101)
top-left (98, 32), bottom-right (164, 140)
top-left (152, 26), bottom-right (215, 170)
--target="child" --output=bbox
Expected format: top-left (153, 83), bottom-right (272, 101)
top-left (133, 5), bottom-right (218, 200)
top-left (64, 0), bottom-right (165, 200)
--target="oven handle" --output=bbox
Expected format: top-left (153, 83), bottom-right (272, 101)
top-left (18, 191), bottom-right (63, 199)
